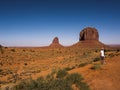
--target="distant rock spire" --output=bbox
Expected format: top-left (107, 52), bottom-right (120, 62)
top-left (52, 37), bottom-right (59, 44)
top-left (49, 37), bottom-right (63, 48)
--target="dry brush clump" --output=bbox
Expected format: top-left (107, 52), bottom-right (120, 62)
top-left (12, 69), bottom-right (90, 90)
top-left (104, 48), bottom-right (120, 58)
top-left (91, 63), bottom-right (102, 70)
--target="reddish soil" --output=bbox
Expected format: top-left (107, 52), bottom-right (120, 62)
top-left (70, 56), bottom-right (120, 90)
top-left (0, 47), bottom-right (120, 90)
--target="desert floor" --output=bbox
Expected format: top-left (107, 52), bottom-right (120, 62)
top-left (0, 47), bottom-right (120, 90)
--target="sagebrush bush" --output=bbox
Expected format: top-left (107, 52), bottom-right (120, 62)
top-left (78, 63), bottom-right (88, 67)
top-left (91, 64), bottom-right (102, 70)
top-left (13, 69), bottom-right (90, 90)
top-left (77, 82), bottom-right (90, 90)
top-left (56, 69), bottom-right (68, 79)
top-left (64, 66), bottom-right (75, 71)
top-left (93, 57), bottom-right (100, 62)
top-left (66, 73), bottom-right (84, 84)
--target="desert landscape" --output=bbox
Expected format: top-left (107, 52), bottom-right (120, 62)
top-left (0, 27), bottom-right (120, 90)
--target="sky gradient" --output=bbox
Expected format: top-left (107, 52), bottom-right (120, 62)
top-left (0, 0), bottom-right (120, 46)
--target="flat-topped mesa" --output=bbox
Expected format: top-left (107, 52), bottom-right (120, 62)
top-left (49, 37), bottom-right (63, 48)
top-left (79, 27), bottom-right (99, 41)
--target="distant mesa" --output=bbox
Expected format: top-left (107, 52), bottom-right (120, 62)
top-left (79, 27), bottom-right (99, 41)
top-left (73, 27), bottom-right (108, 48)
top-left (49, 37), bottom-right (63, 48)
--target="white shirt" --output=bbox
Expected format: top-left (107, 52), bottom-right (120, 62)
top-left (100, 50), bottom-right (105, 57)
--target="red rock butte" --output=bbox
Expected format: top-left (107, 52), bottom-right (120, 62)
top-left (79, 27), bottom-right (99, 41)
top-left (73, 27), bottom-right (108, 48)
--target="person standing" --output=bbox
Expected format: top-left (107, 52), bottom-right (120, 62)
top-left (100, 48), bottom-right (105, 64)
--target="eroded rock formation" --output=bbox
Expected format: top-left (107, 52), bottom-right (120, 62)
top-left (72, 27), bottom-right (108, 48)
top-left (49, 37), bottom-right (63, 47)
top-left (52, 37), bottom-right (59, 44)
top-left (79, 27), bottom-right (99, 41)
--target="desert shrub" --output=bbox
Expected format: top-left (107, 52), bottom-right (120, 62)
top-left (64, 67), bottom-right (73, 71)
top-left (91, 64), bottom-right (102, 70)
top-left (48, 79), bottom-right (72, 90)
top-left (93, 57), bottom-right (100, 62)
top-left (77, 82), bottom-right (90, 90)
top-left (56, 69), bottom-right (68, 79)
top-left (108, 53), bottom-right (115, 58)
top-left (13, 70), bottom-right (90, 90)
top-left (51, 69), bottom-right (57, 75)
top-left (27, 80), bottom-right (38, 90)
top-left (66, 73), bottom-right (84, 84)
top-left (78, 63), bottom-right (88, 67)
top-left (14, 81), bottom-right (27, 90)
top-left (11, 49), bottom-right (15, 52)
top-left (64, 66), bottom-right (76, 71)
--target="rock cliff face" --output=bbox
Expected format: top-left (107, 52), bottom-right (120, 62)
top-left (49, 37), bottom-right (63, 48)
top-left (79, 27), bottom-right (99, 41)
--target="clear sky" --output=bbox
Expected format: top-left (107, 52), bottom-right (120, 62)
top-left (0, 0), bottom-right (120, 47)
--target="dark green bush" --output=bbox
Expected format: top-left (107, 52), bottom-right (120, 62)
top-left (56, 69), bottom-right (68, 79)
top-left (14, 81), bottom-right (27, 90)
top-left (13, 70), bottom-right (90, 90)
top-left (66, 73), bottom-right (84, 84)
top-left (78, 63), bottom-right (88, 67)
top-left (91, 64), bottom-right (102, 70)
top-left (64, 66), bottom-right (76, 71)
top-left (77, 82), bottom-right (90, 90)
top-left (93, 57), bottom-right (100, 62)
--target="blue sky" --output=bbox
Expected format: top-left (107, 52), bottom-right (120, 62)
top-left (0, 0), bottom-right (120, 46)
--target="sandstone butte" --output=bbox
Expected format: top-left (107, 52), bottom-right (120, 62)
top-left (72, 27), bottom-right (109, 48)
